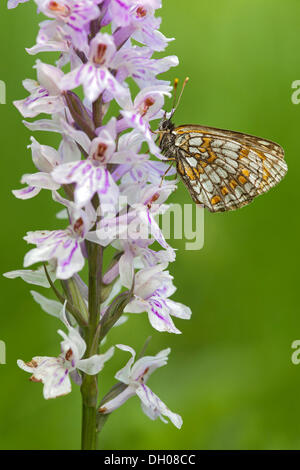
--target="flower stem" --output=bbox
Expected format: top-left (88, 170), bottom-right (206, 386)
top-left (81, 93), bottom-right (104, 449)
top-left (87, 241), bottom-right (103, 346)
top-left (81, 241), bottom-right (103, 450)
top-left (81, 389), bottom-right (97, 450)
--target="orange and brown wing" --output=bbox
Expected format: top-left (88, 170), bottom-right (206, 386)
top-left (173, 125), bottom-right (287, 212)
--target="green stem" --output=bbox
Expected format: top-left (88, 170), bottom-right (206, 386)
top-left (81, 86), bottom-right (104, 450)
top-left (87, 241), bottom-right (103, 348)
top-left (81, 241), bottom-right (103, 450)
top-left (81, 393), bottom-right (97, 450)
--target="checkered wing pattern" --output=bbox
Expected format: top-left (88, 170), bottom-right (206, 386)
top-left (173, 125), bottom-right (287, 212)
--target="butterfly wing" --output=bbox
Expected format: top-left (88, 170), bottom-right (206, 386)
top-left (172, 125), bottom-right (287, 212)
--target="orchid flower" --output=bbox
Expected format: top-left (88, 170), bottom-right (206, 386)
top-left (18, 304), bottom-right (114, 399)
top-left (12, 137), bottom-right (66, 200)
top-left (24, 205), bottom-right (95, 279)
top-left (123, 264), bottom-right (192, 334)
top-left (60, 33), bottom-right (128, 103)
top-left (111, 0), bottom-right (172, 52)
top-left (51, 118), bottom-right (120, 209)
top-left (14, 61), bottom-right (65, 118)
top-left (26, 19), bottom-right (70, 57)
top-left (99, 344), bottom-right (182, 429)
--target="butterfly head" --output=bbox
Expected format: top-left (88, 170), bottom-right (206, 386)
top-left (159, 117), bottom-right (174, 132)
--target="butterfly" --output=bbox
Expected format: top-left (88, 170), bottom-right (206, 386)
top-left (158, 80), bottom-right (288, 213)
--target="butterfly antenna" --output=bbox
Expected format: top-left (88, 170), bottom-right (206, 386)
top-left (171, 78), bottom-right (179, 114)
top-left (170, 77), bottom-right (189, 119)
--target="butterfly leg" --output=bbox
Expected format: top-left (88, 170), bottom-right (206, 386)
top-left (159, 159), bottom-right (176, 187)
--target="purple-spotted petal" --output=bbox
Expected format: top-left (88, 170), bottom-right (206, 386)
top-left (26, 19), bottom-right (70, 56)
top-left (14, 93), bottom-right (64, 118)
top-left (136, 384), bottom-right (182, 428)
top-left (7, 0), bottom-right (29, 9)
top-left (17, 356), bottom-right (72, 400)
top-left (21, 172), bottom-right (60, 191)
top-left (52, 160), bottom-right (119, 209)
top-left (109, 0), bottom-right (130, 27)
top-left (121, 110), bottom-right (160, 155)
top-left (60, 62), bottom-right (127, 104)
top-left (24, 229), bottom-right (85, 280)
top-left (35, 0), bottom-right (101, 50)
top-left (12, 186), bottom-right (41, 200)
top-left (146, 295), bottom-right (181, 334)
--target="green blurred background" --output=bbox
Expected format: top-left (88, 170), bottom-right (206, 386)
top-left (1, 0), bottom-right (300, 450)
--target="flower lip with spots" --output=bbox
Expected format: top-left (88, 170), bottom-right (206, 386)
top-left (59, 33), bottom-right (128, 103)
top-left (51, 118), bottom-right (120, 209)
